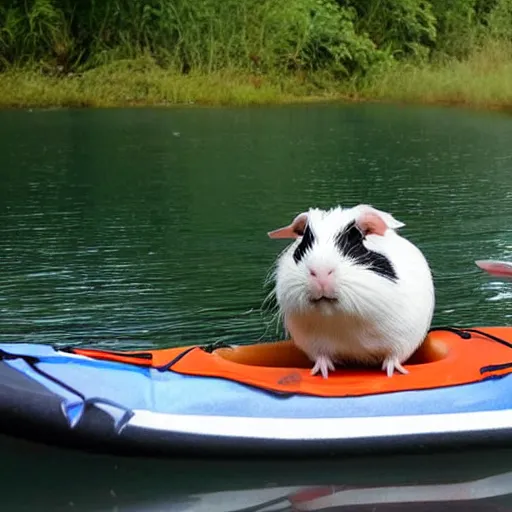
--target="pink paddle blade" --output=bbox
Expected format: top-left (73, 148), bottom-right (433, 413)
top-left (475, 260), bottom-right (512, 278)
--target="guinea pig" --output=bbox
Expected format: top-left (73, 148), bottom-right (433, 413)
top-left (267, 204), bottom-right (435, 378)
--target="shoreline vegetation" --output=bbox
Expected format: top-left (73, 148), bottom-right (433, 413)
top-left (1, 1), bottom-right (512, 111)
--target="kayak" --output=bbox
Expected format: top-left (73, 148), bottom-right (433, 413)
top-left (1, 325), bottom-right (512, 458)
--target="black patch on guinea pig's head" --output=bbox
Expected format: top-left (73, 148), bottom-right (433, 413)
top-left (293, 224), bottom-right (315, 263)
top-left (335, 221), bottom-right (398, 282)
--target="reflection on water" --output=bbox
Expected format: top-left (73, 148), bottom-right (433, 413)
top-left (2, 434), bottom-right (512, 512)
top-left (173, 475), bottom-right (512, 512)
top-left (482, 279), bottom-right (512, 302)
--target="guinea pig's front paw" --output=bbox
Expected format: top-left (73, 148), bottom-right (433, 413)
top-left (310, 355), bottom-right (336, 379)
top-left (382, 356), bottom-right (409, 378)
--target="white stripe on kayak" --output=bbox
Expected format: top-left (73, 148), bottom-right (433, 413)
top-left (127, 408), bottom-right (512, 440)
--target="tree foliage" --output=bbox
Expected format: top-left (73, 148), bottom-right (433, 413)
top-left (0, 0), bottom-right (509, 76)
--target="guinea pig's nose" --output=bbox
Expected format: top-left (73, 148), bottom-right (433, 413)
top-left (309, 267), bottom-right (335, 289)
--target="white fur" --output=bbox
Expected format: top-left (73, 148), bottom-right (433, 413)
top-left (270, 205), bottom-right (435, 378)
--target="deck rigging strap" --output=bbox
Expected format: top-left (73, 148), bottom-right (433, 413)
top-left (429, 326), bottom-right (512, 349)
top-left (429, 326), bottom-right (512, 374)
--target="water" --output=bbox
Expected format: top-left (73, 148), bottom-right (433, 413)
top-left (1, 103), bottom-right (512, 510)
top-left (4, 433), bottom-right (512, 511)
top-left (1, 104), bottom-right (511, 351)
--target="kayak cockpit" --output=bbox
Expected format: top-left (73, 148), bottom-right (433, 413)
top-left (212, 334), bottom-right (450, 368)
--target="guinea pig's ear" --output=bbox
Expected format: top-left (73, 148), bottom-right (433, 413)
top-left (268, 212), bottom-right (308, 239)
top-left (355, 206), bottom-right (405, 236)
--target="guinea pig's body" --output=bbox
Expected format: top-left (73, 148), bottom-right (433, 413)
top-left (268, 204), bottom-right (435, 378)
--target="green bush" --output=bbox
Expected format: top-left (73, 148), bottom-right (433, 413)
top-left (1, 0), bottom-right (511, 78)
top-left (0, 0), bottom-right (385, 77)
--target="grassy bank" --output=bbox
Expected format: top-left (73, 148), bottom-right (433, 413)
top-left (357, 41), bottom-right (512, 112)
top-left (2, 0), bottom-right (512, 111)
top-left (1, 42), bottom-right (512, 111)
top-left (0, 61), bottom-right (342, 109)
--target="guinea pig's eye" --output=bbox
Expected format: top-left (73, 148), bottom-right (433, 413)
top-left (348, 223), bottom-right (364, 239)
top-left (355, 225), bottom-right (366, 238)
top-left (339, 224), bottom-right (364, 245)
top-left (292, 224), bottom-right (315, 263)
top-left (335, 223), bottom-right (365, 255)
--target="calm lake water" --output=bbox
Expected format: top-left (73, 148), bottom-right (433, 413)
top-left (0, 103), bottom-right (512, 511)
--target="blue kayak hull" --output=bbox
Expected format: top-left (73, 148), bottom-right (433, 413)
top-left (1, 342), bottom-right (512, 457)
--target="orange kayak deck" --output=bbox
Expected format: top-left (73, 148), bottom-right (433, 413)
top-left (70, 326), bottom-right (512, 398)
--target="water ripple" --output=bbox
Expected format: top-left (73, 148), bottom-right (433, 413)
top-left (0, 105), bottom-right (511, 349)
